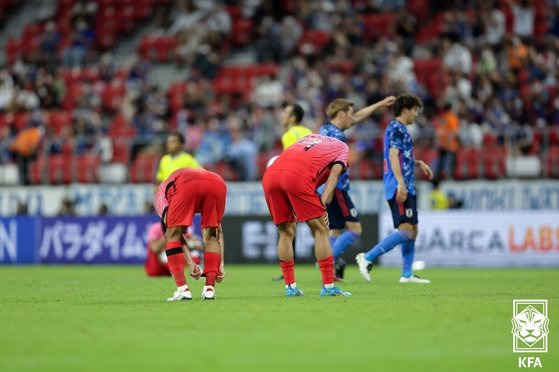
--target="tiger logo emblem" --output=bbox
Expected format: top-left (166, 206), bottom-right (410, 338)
top-left (511, 305), bottom-right (549, 347)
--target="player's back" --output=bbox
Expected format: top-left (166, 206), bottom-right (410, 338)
top-left (154, 168), bottom-right (221, 217)
top-left (270, 134), bottom-right (349, 186)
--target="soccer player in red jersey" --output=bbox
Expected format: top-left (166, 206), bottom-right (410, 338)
top-left (144, 222), bottom-right (203, 277)
top-left (262, 134), bottom-right (352, 297)
top-left (154, 168), bottom-right (226, 301)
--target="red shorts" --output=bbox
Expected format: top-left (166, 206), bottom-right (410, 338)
top-left (166, 172), bottom-right (227, 228)
top-left (262, 169), bottom-right (325, 224)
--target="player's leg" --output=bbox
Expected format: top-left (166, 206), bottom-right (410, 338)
top-left (277, 221), bottom-right (303, 296)
top-left (199, 176), bottom-right (227, 299)
top-left (307, 215), bottom-right (351, 297)
top-left (330, 190), bottom-right (361, 259)
top-left (164, 224), bottom-right (192, 301)
top-left (400, 224), bottom-right (430, 283)
top-left (356, 193), bottom-right (414, 282)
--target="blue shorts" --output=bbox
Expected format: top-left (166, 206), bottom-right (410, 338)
top-left (326, 189), bottom-right (359, 230)
top-left (387, 192), bottom-right (418, 228)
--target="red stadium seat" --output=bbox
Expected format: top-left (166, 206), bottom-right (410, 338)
top-left (231, 19), bottom-right (253, 46)
top-left (454, 148), bottom-right (481, 180)
top-left (111, 140), bottom-right (131, 164)
top-left (543, 146), bottom-right (559, 178)
top-left (48, 154), bottom-right (73, 184)
top-left (29, 156), bottom-right (46, 184)
top-left (47, 110), bottom-right (72, 134)
top-left (482, 147), bottom-right (506, 179)
top-left (129, 155), bottom-right (159, 183)
top-left (362, 13), bottom-right (396, 40)
top-left (75, 154), bottom-right (100, 183)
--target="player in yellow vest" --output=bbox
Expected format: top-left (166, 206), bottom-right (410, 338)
top-left (155, 132), bottom-right (202, 186)
top-left (281, 103), bottom-right (312, 150)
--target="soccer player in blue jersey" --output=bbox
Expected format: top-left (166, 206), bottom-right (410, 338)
top-left (319, 96), bottom-right (395, 279)
top-left (356, 94), bottom-right (433, 283)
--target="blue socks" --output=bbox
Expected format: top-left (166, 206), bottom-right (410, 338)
top-left (401, 240), bottom-right (415, 278)
top-left (364, 230), bottom-right (412, 262)
top-left (332, 230), bottom-right (359, 258)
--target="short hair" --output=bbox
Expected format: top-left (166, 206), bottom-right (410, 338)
top-left (289, 103), bottom-right (304, 123)
top-left (326, 99), bottom-right (354, 120)
top-left (393, 94), bottom-right (423, 116)
top-left (168, 131), bottom-right (185, 144)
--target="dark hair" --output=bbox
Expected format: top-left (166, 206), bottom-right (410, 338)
top-left (168, 131), bottom-right (185, 144)
top-left (289, 103), bottom-right (304, 123)
top-left (393, 94), bottom-right (423, 116)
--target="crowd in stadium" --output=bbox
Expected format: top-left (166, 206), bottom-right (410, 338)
top-left (1, 0), bottom-right (559, 184)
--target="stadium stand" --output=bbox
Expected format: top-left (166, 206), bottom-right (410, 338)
top-left (0, 0), bottom-right (558, 184)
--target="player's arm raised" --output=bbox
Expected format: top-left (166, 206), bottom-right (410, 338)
top-left (389, 147), bottom-right (408, 203)
top-left (320, 163), bottom-right (344, 205)
top-left (351, 95), bottom-right (396, 125)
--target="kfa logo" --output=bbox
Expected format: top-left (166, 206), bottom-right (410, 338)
top-left (512, 300), bottom-right (548, 369)
top-left (512, 300), bottom-right (549, 353)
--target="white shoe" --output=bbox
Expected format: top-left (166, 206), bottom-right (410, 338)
top-left (399, 275), bottom-right (430, 284)
top-left (355, 253), bottom-right (372, 282)
top-left (201, 285), bottom-right (215, 300)
top-left (167, 288), bottom-right (193, 301)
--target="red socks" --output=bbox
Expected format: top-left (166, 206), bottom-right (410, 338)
top-left (203, 252), bottom-right (221, 286)
top-left (166, 241), bottom-right (186, 287)
top-left (317, 255), bottom-right (334, 285)
top-left (279, 259), bottom-right (296, 285)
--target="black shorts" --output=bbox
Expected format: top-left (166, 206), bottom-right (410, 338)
top-left (387, 192), bottom-right (418, 228)
top-left (326, 189), bottom-right (359, 230)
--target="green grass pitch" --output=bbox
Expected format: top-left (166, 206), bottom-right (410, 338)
top-left (1, 265), bottom-right (557, 372)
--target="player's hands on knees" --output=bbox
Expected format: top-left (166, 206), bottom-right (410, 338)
top-left (217, 264), bottom-right (226, 283)
top-left (396, 183), bottom-right (408, 203)
top-left (189, 263), bottom-right (202, 280)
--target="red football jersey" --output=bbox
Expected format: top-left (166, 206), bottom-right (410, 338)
top-left (268, 134), bottom-right (349, 187)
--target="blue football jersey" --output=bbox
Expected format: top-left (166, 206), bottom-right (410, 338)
top-left (383, 120), bottom-right (416, 200)
top-left (319, 123), bottom-right (349, 191)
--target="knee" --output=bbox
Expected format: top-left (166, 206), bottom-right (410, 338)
top-left (165, 227), bottom-right (182, 241)
top-left (349, 224), bottom-right (362, 236)
top-left (412, 226), bottom-right (419, 240)
top-left (279, 223), bottom-right (296, 240)
top-left (203, 227), bottom-right (218, 244)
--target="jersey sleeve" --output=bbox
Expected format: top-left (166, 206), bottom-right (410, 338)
top-left (147, 222), bottom-right (163, 242)
top-left (389, 126), bottom-right (406, 151)
top-left (333, 142), bottom-right (349, 170)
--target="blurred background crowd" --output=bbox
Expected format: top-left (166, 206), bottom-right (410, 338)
top-left (0, 0), bottom-right (558, 185)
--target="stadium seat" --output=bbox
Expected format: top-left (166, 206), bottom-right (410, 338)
top-left (75, 154), bottom-right (100, 183)
top-left (48, 154), bottom-right (73, 184)
top-left (47, 110), bottom-right (72, 134)
top-left (29, 156), bottom-right (46, 184)
top-left (482, 148), bottom-right (506, 179)
top-left (543, 146), bottom-right (559, 178)
top-left (454, 148), bottom-right (480, 180)
top-left (362, 13), bottom-right (396, 40)
top-left (111, 140), bottom-right (131, 164)
top-left (129, 154), bottom-right (159, 183)
top-left (231, 19), bottom-right (253, 46)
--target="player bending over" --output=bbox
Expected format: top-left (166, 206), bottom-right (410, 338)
top-left (356, 94), bottom-right (433, 284)
top-left (263, 134), bottom-right (351, 297)
top-left (154, 168), bottom-right (226, 300)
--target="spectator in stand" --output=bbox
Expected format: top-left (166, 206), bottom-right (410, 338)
top-left (430, 178), bottom-right (450, 210)
top-left (10, 115), bottom-right (43, 185)
top-left (225, 122), bottom-right (258, 181)
top-left (508, 0), bottom-right (534, 40)
top-left (434, 103), bottom-right (460, 179)
top-left (58, 196), bottom-right (76, 216)
top-left (62, 17), bottom-right (96, 68)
